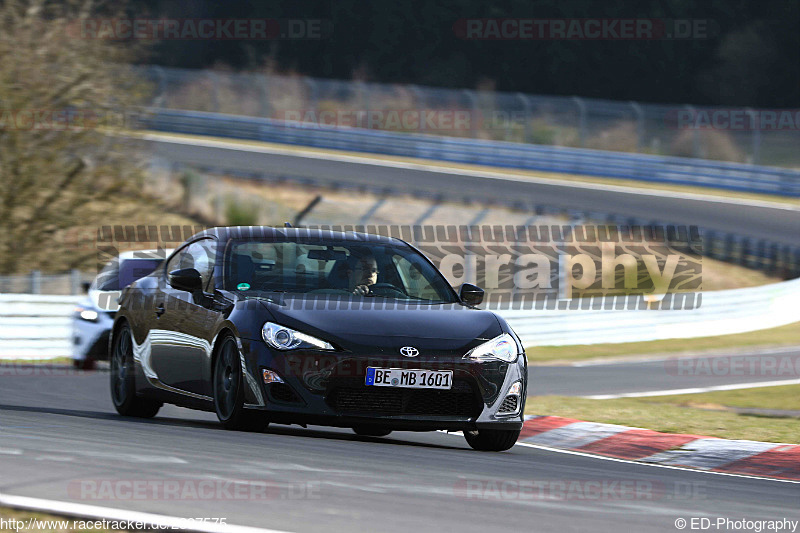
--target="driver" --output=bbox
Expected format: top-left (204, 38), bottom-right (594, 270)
top-left (346, 252), bottom-right (379, 295)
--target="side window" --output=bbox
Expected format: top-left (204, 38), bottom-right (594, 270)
top-left (167, 239), bottom-right (217, 291)
top-left (165, 246), bottom-right (188, 278)
top-left (392, 254), bottom-right (441, 301)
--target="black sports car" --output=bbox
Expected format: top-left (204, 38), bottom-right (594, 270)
top-left (109, 226), bottom-right (527, 451)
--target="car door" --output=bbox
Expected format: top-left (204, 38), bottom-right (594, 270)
top-left (150, 238), bottom-right (219, 396)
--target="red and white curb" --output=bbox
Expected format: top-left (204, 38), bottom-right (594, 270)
top-left (520, 415), bottom-right (800, 481)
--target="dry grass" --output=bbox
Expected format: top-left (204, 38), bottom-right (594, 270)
top-left (527, 322), bottom-right (800, 364)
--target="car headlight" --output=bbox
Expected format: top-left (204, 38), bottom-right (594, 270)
top-left (464, 333), bottom-right (520, 363)
top-left (74, 306), bottom-right (99, 322)
top-left (262, 322), bottom-right (334, 351)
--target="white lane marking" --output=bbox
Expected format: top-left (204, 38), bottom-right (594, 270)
top-left (0, 493), bottom-right (292, 533)
top-left (0, 448), bottom-right (22, 455)
top-left (246, 462), bottom-right (355, 474)
top-left (72, 451), bottom-right (188, 464)
top-left (510, 442), bottom-right (800, 484)
top-left (34, 455), bottom-right (75, 462)
top-left (570, 345), bottom-right (800, 367)
top-left (143, 132), bottom-right (800, 211)
top-left (582, 378), bottom-right (800, 399)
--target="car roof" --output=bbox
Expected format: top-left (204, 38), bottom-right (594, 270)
top-left (189, 226), bottom-right (406, 246)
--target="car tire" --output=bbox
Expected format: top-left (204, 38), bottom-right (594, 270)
top-left (352, 426), bottom-right (392, 437)
top-left (213, 335), bottom-right (268, 432)
top-left (110, 324), bottom-right (162, 418)
top-left (463, 429), bottom-right (520, 452)
top-left (73, 358), bottom-right (96, 371)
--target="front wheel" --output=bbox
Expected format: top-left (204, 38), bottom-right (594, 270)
top-left (110, 324), bottom-right (161, 418)
top-left (213, 335), bottom-right (268, 432)
top-left (463, 428), bottom-right (520, 451)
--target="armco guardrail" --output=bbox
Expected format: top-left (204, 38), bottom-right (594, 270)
top-left (498, 277), bottom-right (800, 347)
top-left (0, 294), bottom-right (74, 359)
top-left (136, 108), bottom-right (800, 197)
top-left (2, 280), bottom-right (799, 358)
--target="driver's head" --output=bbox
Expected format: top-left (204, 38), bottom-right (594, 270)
top-left (347, 252), bottom-right (378, 290)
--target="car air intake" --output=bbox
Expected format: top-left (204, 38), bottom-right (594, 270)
top-left (328, 380), bottom-right (481, 418)
top-left (497, 395), bottom-right (519, 414)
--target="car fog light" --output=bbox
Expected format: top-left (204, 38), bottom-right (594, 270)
top-left (507, 381), bottom-right (522, 396)
top-left (263, 369), bottom-right (285, 384)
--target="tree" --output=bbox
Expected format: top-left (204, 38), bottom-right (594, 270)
top-left (0, 0), bottom-right (147, 273)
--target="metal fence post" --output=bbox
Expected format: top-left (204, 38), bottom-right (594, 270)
top-left (462, 89), bottom-right (478, 138)
top-left (684, 105), bottom-right (701, 158)
top-left (516, 93), bottom-right (532, 144)
top-left (208, 71), bottom-right (220, 112)
top-left (30, 270), bottom-right (41, 294)
top-left (409, 85), bottom-right (426, 133)
top-left (572, 96), bottom-right (587, 148)
top-left (152, 65), bottom-right (167, 108)
top-left (630, 101), bottom-right (644, 153)
top-left (358, 81), bottom-right (370, 117)
top-left (746, 108), bottom-right (761, 165)
top-left (70, 269), bottom-right (81, 295)
top-left (260, 73), bottom-right (272, 118)
top-left (305, 78), bottom-right (319, 116)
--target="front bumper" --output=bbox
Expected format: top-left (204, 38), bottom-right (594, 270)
top-left (239, 340), bottom-right (526, 431)
top-left (71, 312), bottom-right (114, 361)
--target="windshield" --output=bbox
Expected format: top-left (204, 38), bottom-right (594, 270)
top-left (225, 240), bottom-right (457, 303)
top-left (94, 258), bottom-right (164, 291)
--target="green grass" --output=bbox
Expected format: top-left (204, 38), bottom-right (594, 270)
top-left (526, 322), bottom-right (800, 364)
top-left (655, 384), bottom-right (800, 412)
top-left (527, 387), bottom-right (800, 443)
top-left (0, 357), bottom-right (73, 365)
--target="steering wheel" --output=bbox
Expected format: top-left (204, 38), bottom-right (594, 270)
top-left (368, 283), bottom-right (408, 297)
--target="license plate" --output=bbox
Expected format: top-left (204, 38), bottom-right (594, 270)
top-left (365, 367), bottom-right (452, 390)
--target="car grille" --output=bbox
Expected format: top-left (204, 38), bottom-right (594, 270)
top-left (327, 380), bottom-right (482, 418)
top-left (497, 395), bottom-right (519, 414)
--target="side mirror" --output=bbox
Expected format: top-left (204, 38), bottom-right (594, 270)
top-left (459, 283), bottom-right (484, 306)
top-left (81, 281), bottom-right (91, 293)
top-left (169, 268), bottom-right (202, 292)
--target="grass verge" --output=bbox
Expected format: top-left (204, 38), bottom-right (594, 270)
top-left (0, 358), bottom-right (73, 366)
top-left (527, 384), bottom-right (800, 443)
top-left (526, 322), bottom-right (800, 364)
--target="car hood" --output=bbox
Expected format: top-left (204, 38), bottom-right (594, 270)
top-left (253, 295), bottom-right (502, 352)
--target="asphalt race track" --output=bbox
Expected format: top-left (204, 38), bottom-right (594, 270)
top-left (2, 137), bottom-right (796, 531)
top-left (532, 347), bottom-right (800, 397)
top-left (1, 369), bottom-right (798, 533)
top-left (147, 135), bottom-right (800, 247)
